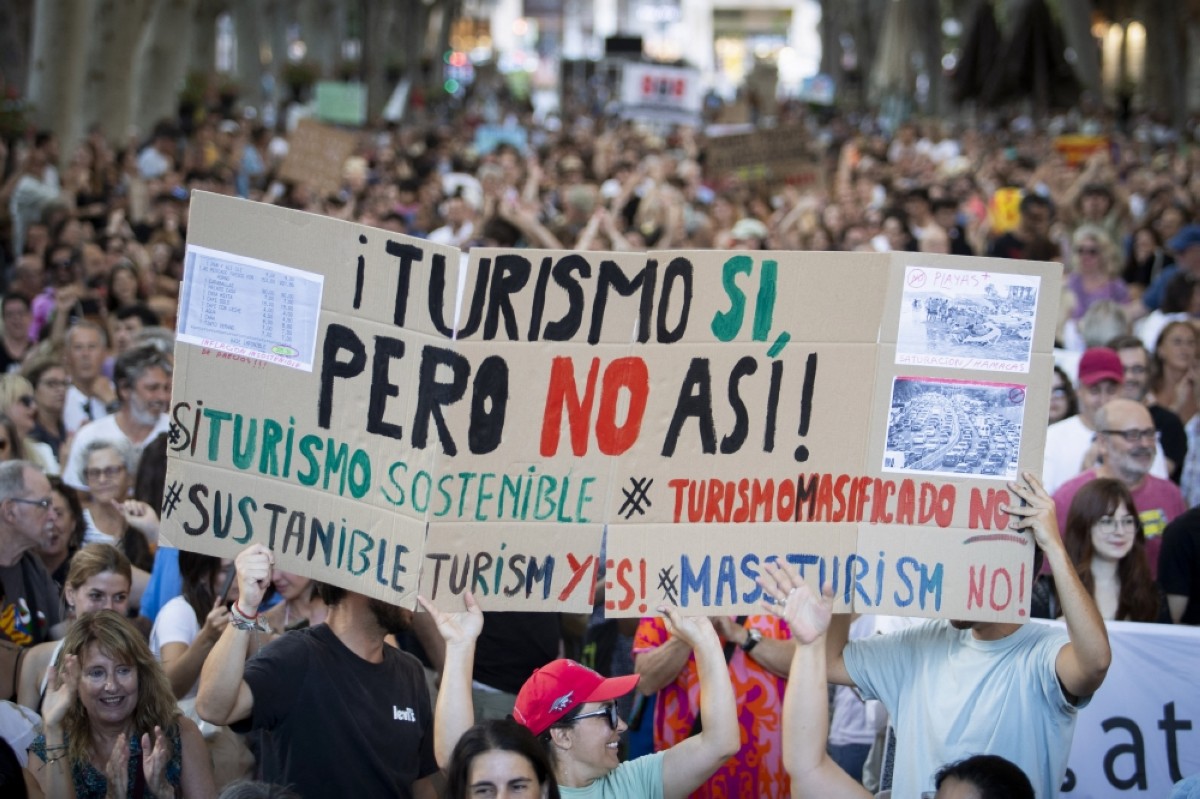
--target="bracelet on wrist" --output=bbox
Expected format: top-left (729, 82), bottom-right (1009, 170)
top-left (230, 601), bottom-right (272, 633)
top-left (233, 601), bottom-right (258, 620)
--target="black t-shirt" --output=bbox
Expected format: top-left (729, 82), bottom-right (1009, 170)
top-left (0, 342), bottom-right (24, 375)
top-left (236, 623), bottom-right (437, 798)
top-left (987, 231), bottom-right (1028, 260)
top-left (473, 611), bottom-right (561, 695)
top-left (0, 554), bottom-right (63, 647)
top-left (1148, 404), bottom-right (1187, 483)
top-left (1159, 508), bottom-right (1200, 625)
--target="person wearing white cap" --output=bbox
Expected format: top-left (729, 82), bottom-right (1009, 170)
top-left (728, 218), bottom-right (769, 249)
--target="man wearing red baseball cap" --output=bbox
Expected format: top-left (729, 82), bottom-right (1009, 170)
top-left (1042, 347), bottom-right (1170, 494)
top-left (423, 592), bottom-right (739, 798)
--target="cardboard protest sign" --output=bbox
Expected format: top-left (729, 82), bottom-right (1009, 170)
top-left (165, 193), bottom-right (1061, 621)
top-left (278, 118), bottom-right (358, 199)
top-left (619, 63), bottom-right (703, 126)
top-left (706, 126), bottom-right (824, 192)
top-left (164, 193), bottom-right (463, 607)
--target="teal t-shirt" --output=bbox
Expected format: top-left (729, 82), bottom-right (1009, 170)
top-left (561, 751), bottom-right (665, 799)
top-left (844, 619), bottom-right (1080, 799)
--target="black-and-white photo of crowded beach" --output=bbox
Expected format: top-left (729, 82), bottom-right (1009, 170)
top-left (884, 376), bottom-right (1026, 480)
top-left (896, 266), bottom-right (1040, 372)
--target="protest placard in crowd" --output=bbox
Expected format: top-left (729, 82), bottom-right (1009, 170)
top-left (705, 125), bottom-right (825, 191)
top-left (277, 118), bottom-right (358, 199)
top-left (163, 192), bottom-right (1060, 619)
top-left (619, 63), bottom-right (703, 126)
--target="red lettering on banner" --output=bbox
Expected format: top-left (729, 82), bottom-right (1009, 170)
top-left (604, 557), bottom-right (648, 614)
top-left (968, 488), bottom-right (1012, 530)
top-left (664, 473), bottom-right (968, 527)
top-left (541, 356), bottom-right (648, 457)
top-left (593, 357), bottom-right (648, 455)
top-left (541, 357), bottom-right (599, 456)
top-left (558, 553), bottom-right (598, 604)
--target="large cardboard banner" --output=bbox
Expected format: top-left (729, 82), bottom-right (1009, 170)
top-left (164, 193), bottom-right (1060, 619)
top-left (1058, 620), bottom-right (1200, 797)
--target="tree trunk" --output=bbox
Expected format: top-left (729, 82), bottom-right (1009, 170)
top-left (817, 0), bottom-right (840, 79)
top-left (234, 0), bottom-right (264, 111)
top-left (133, 0), bottom-right (199, 137)
top-left (0, 0), bottom-right (35, 100)
top-left (1142, 0), bottom-right (1186, 131)
top-left (189, 0), bottom-right (226, 77)
top-left (299, 0), bottom-right (342, 79)
top-left (26, 0), bottom-right (90, 154)
top-left (436, 0), bottom-right (461, 71)
top-left (853, 0), bottom-right (886, 109)
top-left (1058, 0), bottom-right (1100, 103)
top-left (363, 0), bottom-right (399, 121)
top-left (917, 0), bottom-right (943, 114)
top-left (264, 0), bottom-right (294, 119)
top-left (397, 0), bottom-right (433, 98)
top-left (86, 0), bottom-right (154, 144)
top-left (1188, 14), bottom-right (1200, 114)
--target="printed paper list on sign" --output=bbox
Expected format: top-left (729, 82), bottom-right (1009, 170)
top-left (177, 245), bottom-right (324, 371)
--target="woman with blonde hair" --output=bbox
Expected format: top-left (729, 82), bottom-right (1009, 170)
top-left (1065, 224), bottom-right (1136, 323)
top-left (18, 543), bottom-right (134, 710)
top-left (0, 373), bottom-right (58, 473)
top-left (28, 610), bottom-right (216, 797)
top-left (0, 413), bottom-right (26, 463)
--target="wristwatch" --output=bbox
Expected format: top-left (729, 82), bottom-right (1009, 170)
top-left (740, 627), bottom-right (763, 654)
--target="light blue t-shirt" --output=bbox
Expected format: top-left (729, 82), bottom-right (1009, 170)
top-left (561, 751), bottom-right (665, 799)
top-left (844, 619), bottom-right (1082, 799)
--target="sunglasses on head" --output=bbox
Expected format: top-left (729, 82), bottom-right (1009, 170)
top-left (571, 703), bottom-right (619, 730)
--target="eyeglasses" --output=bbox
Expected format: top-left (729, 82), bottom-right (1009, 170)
top-left (1101, 428), bottom-right (1157, 443)
top-left (571, 704), bottom-right (619, 730)
top-left (84, 465), bottom-right (126, 483)
top-left (1095, 515), bottom-right (1138, 533)
top-left (9, 496), bottom-right (52, 510)
top-left (40, 379), bottom-right (71, 390)
top-left (17, 395), bottom-right (34, 408)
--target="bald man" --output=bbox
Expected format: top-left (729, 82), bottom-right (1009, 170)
top-left (1052, 398), bottom-right (1186, 577)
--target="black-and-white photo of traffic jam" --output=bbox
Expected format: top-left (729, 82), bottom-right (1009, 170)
top-left (896, 267), bottom-right (1040, 372)
top-left (884, 376), bottom-right (1026, 480)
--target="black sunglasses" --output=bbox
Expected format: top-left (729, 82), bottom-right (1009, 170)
top-left (571, 703), bottom-right (619, 730)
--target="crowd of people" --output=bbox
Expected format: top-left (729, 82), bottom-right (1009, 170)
top-left (0, 86), bottom-right (1198, 797)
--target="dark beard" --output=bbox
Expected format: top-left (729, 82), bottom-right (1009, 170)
top-left (367, 598), bottom-right (413, 636)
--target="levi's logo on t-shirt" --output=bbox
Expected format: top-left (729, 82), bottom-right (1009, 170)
top-left (393, 706), bottom-right (416, 722)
